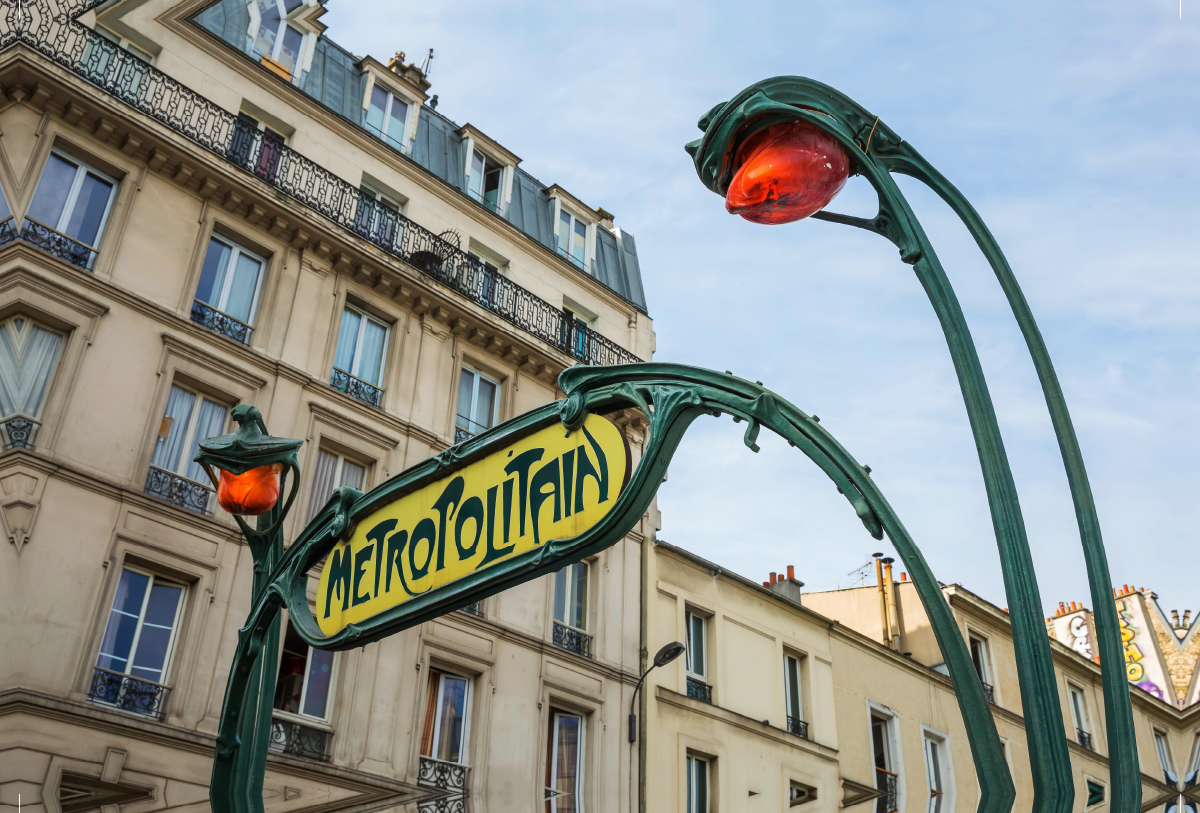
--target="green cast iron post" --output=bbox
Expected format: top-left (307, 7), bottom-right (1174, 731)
top-left (685, 77), bottom-right (1137, 813)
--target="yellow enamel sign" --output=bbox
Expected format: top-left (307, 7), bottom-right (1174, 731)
top-left (316, 414), bottom-right (628, 635)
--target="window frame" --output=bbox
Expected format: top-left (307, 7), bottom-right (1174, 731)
top-left (555, 205), bottom-right (590, 270)
top-left (0, 313), bottom-right (67, 422)
top-left (272, 618), bottom-right (337, 725)
top-left (333, 303), bottom-right (390, 387)
top-left (1154, 729), bottom-right (1177, 785)
top-left (29, 148), bottom-right (119, 262)
top-left (363, 84), bottom-right (411, 151)
top-left (1068, 683), bottom-right (1089, 735)
top-left (246, 0), bottom-right (313, 82)
top-left (922, 728), bottom-right (952, 813)
top-left (466, 147), bottom-right (505, 212)
top-left (686, 752), bottom-right (710, 813)
top-left (456, 365), bottom-right (501, 438)
top-left (685, 610), bottom-right (708, 681)
top-left (968, 633), bottom-right (992, 684)
top-left (95, 26), bottom-right (155, 63)
top-left (869, 703), bottom-right (904, 813)
top-left (426, 669), bottom-right (472, 765)
top-left (546, 708), bottom-right (586, 813)
top-left (305, 447), bottom-right (368, 523)
top-left (150, 383), bottom-right (229, 484)
top-left (784, 651), bottom-right (804, 722)
top-left (552, 561), bottom-right (589, 633)
top-left (95, 565), bottom-right (187, 689)
top-left (196, 233), bottom-right (268, 328)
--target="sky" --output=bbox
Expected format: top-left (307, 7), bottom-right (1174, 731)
top-left (322, 1), bottom-right (1200, 617)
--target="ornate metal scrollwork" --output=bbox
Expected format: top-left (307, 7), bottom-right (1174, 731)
top-left (143, 466), bottom-right (213, 515)
top-left (191, 300), bottom-right (253, 345)
top-left (330, 368), bottom-right (384, 409)
top-left (18, 219), bottom-right (96, 269)
top-left (552, 621), bottom-right (593, 659)
top-left (786, 715), bottom-right (809, 740)
top-left (2, 416), bottom-right (39, 450)
top-left (417, 756), bottom-right (470, 813)
top-left (87, 667), bottom-right (170, 719)
top-left (268, 716), bottom-right (331, 761)
top-left (686, 677), bottom-right (712, 704)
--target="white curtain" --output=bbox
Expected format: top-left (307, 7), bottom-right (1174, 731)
top-left (224, 252), bottom-right (262, 323)
top-left (151, 385), bottom-right (196, 472)
top-left (306, 449), bottom-right (339, 522)
top-left (0, 318), bottom-right (65, 419)
top-left (333, 308), bottom-right (360, 372)
top-left (357, 320), bottom-right (387, 385)
top-left (339, 459), bottom-right (365, 491)
top-left (184, 399), bottom-right (228, 481)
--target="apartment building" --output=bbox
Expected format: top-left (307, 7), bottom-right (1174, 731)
top-left (643, 543), bottom-right (1189, 813)
top-left (0, 2), bottom-right (654, 812)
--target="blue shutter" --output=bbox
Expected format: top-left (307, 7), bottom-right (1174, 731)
top-left (617, 230), bottom-right (647, 310)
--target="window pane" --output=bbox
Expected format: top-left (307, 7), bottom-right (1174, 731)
top-left (0, 321), bottom-right (64, 418)
top-left (301, 647), bottom-right (334, 719)
top-left (184, 399), bottom-right (228, 481)
top-left (558, 211), bottom-right (571, 254)
top-left (28, 154), bottom-right (78, 229)
top-left (553, 714), bottom-right (582, 811)
top-left (339, 459), bottom-right (366, 491)
top-left (366, 86), bottom-right (387, 135)
top-left (143, 582), bottom-right (182, 627)
top-left (573, 219), bottom-right (586, 262)
top-left (253, 0), bottom-right (281, 55)
top-left (63, 172), bottom-right (114, 247)
top-left (553, 567), bottom-right (567, 624)
top-left (356, 318), bottom-right (387, 385)
top-left (277, 25), bottom-right (303, 74)
top-left (282, 0), bottom-right (304, 12)
top-left (387, 97), bottom-right (407, 145)
top-left (195, 239), bottom-right (233, 307)
top-left (151, 385), bottom-right (196, 472)
top-left (456, 368), bottom-right (475, 431)
top-left (334, 308), bottom-right (361, 372)
top-left (306, 449), bottom-right (339, 523)
top-left (475, 377), bottom-right (496, 431)
top-left (435, 676), bottom-right (469, 763)
top-left (273, 623), bottom-right (308, 714)
top-left (786, 657), bottom-right (801, 717)
top-left (223, 252), bottom-right (262, 323)
top-left (468, 151), bottom-right (485, 200)
top-left (129, 624), bottom-right (172, 682)
top-left (97, 570), bottom-right (148, 671)
top-left (570, 563), bottom-right (586, 630)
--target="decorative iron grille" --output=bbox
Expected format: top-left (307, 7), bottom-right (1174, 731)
top-left (330, 368), bottom-right (383, 408)
top-left (191, 300), bottom-right (253, 345)
top-left (2, 415), bottom-right (39, 450)
top-left (417, 756), bottom-right (470, 813)
top-left (875, 768), bottom-right (898, 813)
top-left (453, 425), bottom-right (475, 444)
top-left (786, 715), bottom-right (809, 740)
top-left (458, 602), bottom-right (483, 617)
top-left (10, 17), bottom-right (640, 366)
top-left (87, 667), bottom-right (169, 718)
top-left (1077, 729), bottom-right (1094, 751)
top-left (19, 218), bottom-right (96, 269)
top-left (980, 680), bottom-right (995, 704)
top-left (0, 216), bottom-right (16, 247)
top-left (269, 716), bottom-right (331, 761)
top-left (686, 676), bottom-right (712, 704)
top-left (144, 466), bottom-right (213, 515)
top-left (552, 621), bottom-right (593, 658)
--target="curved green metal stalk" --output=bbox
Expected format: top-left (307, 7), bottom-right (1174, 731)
top-left (208, 364), bottom-right (1010, 813)
top-left (684, 76), bottom-right (1137, 813)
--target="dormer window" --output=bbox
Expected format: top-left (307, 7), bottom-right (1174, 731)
top-left (365, 86), bottom-right (409, 151)
top-left (249, 0), bottom-right (311, 81)
top-left (467, 150), bottom-right (503, 214)
top-left (557, 209), bottom-right (587, 270)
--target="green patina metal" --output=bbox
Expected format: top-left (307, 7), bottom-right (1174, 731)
top-left (686, 76), bottom-right (1137, 813)
top-left (207, 364), bottom-right (1016, 813)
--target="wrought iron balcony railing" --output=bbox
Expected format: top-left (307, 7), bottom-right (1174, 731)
top-left (417, 756), bottom-right (470, 813)
top-left (191, 300), bottom-right (253, 345)
top-left (453, 425), bottom-right (475, 445)
top-left (458, 602), bottom-right (484, 617)
top-left (557, 245), bottom-right (586, 270)
top-left (144, 466), bottom-right (213, 515)
top-left (686, 676), bottom-right (712, 704)
top-left (87, 666), bottom-right (170, 719)
top-left (786, 715), bottom-right (810, 740)
top-left (552, 621), bottom-right (593, 659)
top-left (2, 414), bottom-right (40, 450)
top-left (1076, 728), bottom-right (1094, 751)
top-left (875, 767), bottom-right (899, 813)
top-left (0, 216), bottom-right (16, 247)
top-left (454, 415), bottom-right (492, 445)
top-left (980, 680), bottom-right (995, 704)
top-left (467, 186), bottom-right (503, 215)
top-left (17, 22), bottom-right (640, 366)
top-left (19, 218), bottom-right (97, 270)
top-left (269, 715), bottom-right (331, 761)
top-left (330, 368), bottom-right (384, 409)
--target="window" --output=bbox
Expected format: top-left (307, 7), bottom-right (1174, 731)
top-left (686, 612), bottom-right (706, 679)
top-left (789, 780), bottom-right (817, 807)
top-left (1156, 730), bottom-right (1177, 786)
top-left (91, 567), bottom-right (184, 715)
top-left (1068, 685), bottom-right (1092, 749)
top-left (561, 308), bottom-right (591, 361)
top-left (146, 384), bottom-right (228, 513)
top-left (1085, 779), bottom-right (1105, 809)
top-left (455, 366), bottom-right (499, 441)
top-left (872, 713), bottom-right (899, 813)
top-left (25, 150), bottom-right (117, 269)
top-left (0, 315), bottom-right (65, 450)
top-left (467, 149), bottom-right (503, 213)
top-left (354, 184), bottom-right (404, 250)
top-left (968, 634), bottom-right (993, 702)
top-left (193, 235), bottom-right (266, 343)
top-left (365, 85), bottom-right (409, 151)
top-left (306, 449), bottom-right (366, 523)
top-left (545, 709), bottom-right (584, 813)
top-left (553, 563), bottom-right (588, 631)
top-left (419, 669), bottom-right (471, 764)
top-left (557, 208), bottom-right (587, 269)
top-left (784, 653), bottom-right (805, 736)
top-left (273, 620), bottom-right (334, 720)
top-left (686, 753), bottom-right (709, 813)
top-left (227, 113), bottom-right (286, 182)
top-left (332, 305), bottom-right (388, 405)
top-left (250, 0), bottom-right (308, 80)
top-left (923, 732), bottom-right (950, 813)
top-left (95, 26), bottom-right (154, 63)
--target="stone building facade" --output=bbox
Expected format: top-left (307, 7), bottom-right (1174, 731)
top-left (0, 2), bottom-right (655, 812)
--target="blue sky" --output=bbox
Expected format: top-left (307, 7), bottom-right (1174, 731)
top-left (324, 1), bottom-right (1200, 616)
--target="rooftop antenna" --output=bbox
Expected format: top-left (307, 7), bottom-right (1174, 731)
top-left (420, 48), bottom-right (435, 77)
top-left (847, 558), bottom-right (876, 588)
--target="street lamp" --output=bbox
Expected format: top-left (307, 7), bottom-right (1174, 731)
top-left (686, 77), bottom-right (1137, 813)
top-left (629, 641), bottom-right (686, 743)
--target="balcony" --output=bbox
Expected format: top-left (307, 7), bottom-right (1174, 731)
top-left (330, 368), bottom-right (384, 409)
top-left (875, 767), bottom-right (898, 813)
top-left (41, 26), bottom-right (642, 367)
top-left (686, 676), bottom-right (712, 704)
top-left (0, 216), bottom-right (16, 246)
top-left (980, 680), bottom-right (995, 704)
top-left (552, 621), bottom-right (592, 659)
top-left (454, 415), bottom-right (491, 445)
top-left (87, 667), bottom-right (170, 719)
top-left (467, 186), bottom-right (502, 215)
top-left (458, 602), bottom-right (484, 617)
top-left (2, 415), bottom-right (40, 450)
top-left (786, 715), bottom-right (810, 740)
top-left (191, 300), bottom-right (253, 345)
top-left (19, 218), bottom-right (97, 270)
top-left (144, 466), bottom-right (213, 515)
top-left (417, 756), bottom-right (470, 813)
top-left (269, 715), bottom-right (331, 761)
top-left (1076, 728), bottom-right (1094, 751)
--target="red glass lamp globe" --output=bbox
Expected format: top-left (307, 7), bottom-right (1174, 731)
top-left (725, 120), bottom-right (850, 224)
top-left (217, 462), bottom-right (282, 516)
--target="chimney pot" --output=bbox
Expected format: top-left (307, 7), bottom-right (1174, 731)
top-left (787, 565), bottom-right (795, 580)
top-left (770, 572), bottom-right (777, 584)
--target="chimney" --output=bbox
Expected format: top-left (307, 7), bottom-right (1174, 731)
top-left (766, 564), bottom-right (804, 605)
top-left (875, 554), bottom-right (890, 649)
top-left (882, 557), bottom-right (900, 650)
top-left (385, 50), bottom-right (433, 96)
